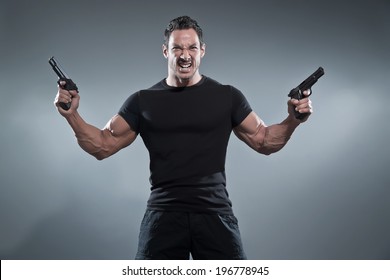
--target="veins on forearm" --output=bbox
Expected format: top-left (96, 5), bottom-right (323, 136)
top-left (66, 112), bottom-right (108, 159)
top-left (259, 118), bottom-right (299, 155)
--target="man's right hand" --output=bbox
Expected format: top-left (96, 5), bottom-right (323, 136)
top-left (54, 80), bottom-right (80, 116)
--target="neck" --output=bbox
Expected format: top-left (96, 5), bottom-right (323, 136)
top-left (166, 73), bottom-right (202, 87)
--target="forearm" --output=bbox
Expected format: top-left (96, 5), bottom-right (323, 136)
top-left (65, 111), bottom-right (107, 159)
top-left (260, 115), bottom-right (300, 155)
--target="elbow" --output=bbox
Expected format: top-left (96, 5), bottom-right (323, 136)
top-left (82, 149), bottom-right (109, 161)
top-left (257, 132), bottom-right (289, 155)
top-left (259, 150), bottom-right (273, 156)
top-left (254, 127), bottom-right (276, 155)
top-left (77, 140), bottom-right (111, 160)
top-left (257, 147), bottom-right (275, 156)
top-left (253, 141), bottom-right (273, 155)
top-left (92, 150), bottom-right (111, 161)
top-left (256, 141), bottom-right (285, 156)
top-left (94, 154), bottom-right (106, 161)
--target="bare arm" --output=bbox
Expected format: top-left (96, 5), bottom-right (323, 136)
top-left (54, 83), bottom-right (137, 160)
top-left (66, 112), bottom-right (137, 160)
top-left (233, 91), bottom-right (312, 155)
top-left (233, 112), bottom-right (300, 155)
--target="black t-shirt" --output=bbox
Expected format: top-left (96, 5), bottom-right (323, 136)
top-left (118, 76), bottom-right (252, 214)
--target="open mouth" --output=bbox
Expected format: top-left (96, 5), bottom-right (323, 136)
top-left (178, 59), bottom-right (192, 70)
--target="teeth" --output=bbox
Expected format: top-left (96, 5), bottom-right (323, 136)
top-left (179, 60), bottom-right (191, 68)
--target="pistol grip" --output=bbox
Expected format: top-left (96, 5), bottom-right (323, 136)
top-left (57, 78), bottom-right (78, 111)
top-left (294, 111), bottom-right (309, 120)
top-left (59, 101), bottom-right (71, 110)
top-left (289, 87), bottom-right (311, 120)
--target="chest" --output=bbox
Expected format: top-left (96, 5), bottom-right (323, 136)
top-left (138, 90), bottom-right (232, 133)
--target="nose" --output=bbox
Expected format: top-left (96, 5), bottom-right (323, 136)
top-left (180, 48), bottom-right (190, 60)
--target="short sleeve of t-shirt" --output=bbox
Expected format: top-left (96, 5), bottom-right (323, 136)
top-left (230, 86), bottom-right (252, 127)
top-left (118, 91), bottom-right (140, 133)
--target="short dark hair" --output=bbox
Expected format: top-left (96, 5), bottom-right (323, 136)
top-left (164, 16), bottom-right (204, 46)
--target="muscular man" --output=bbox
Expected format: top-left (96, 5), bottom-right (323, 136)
top-left (54, 16), bottom-right (312, 260)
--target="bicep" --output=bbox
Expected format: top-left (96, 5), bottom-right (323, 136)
top-left (102, 114), bottom-right (137, 154)
top-left (233, 111), bottom-right (267, 152)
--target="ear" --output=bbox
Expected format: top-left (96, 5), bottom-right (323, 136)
top-left (200, 43), bottom-right (206, 58)
top-left (162, 44), bottom-right (168, 58)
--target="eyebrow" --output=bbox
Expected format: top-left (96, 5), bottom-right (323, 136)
top-left (171, 43), bottom-right (199, 48)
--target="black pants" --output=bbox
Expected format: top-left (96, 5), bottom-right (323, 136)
top-left (135, 210), bottom-right (247, 260)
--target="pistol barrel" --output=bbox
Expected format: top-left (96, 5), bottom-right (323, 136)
top-left (49, 56), bottom-right (67, 79)
top-left (299, 67), bottom-right (325, 90)
top-left (311, 67), bottom-right (325, 82)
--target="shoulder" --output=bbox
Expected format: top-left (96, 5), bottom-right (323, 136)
top-left (202, 76), bottom-right (232, 90)
top-left (202, 76), bottom-right (222, 86)
top-left (202, 76), bottom-right (242, 93)
top-left (122, 79), bottom-right (166, 102)
top-left (119, 78), bottom-right (165, 110)
top-left (146, 79), bottom-right (166, 91)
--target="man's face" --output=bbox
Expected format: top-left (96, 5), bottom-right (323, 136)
top-left (163, 28), bottom-right (205, 87)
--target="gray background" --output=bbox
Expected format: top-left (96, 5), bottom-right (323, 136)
top-left (1, 0), bottom-right (389, 259)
